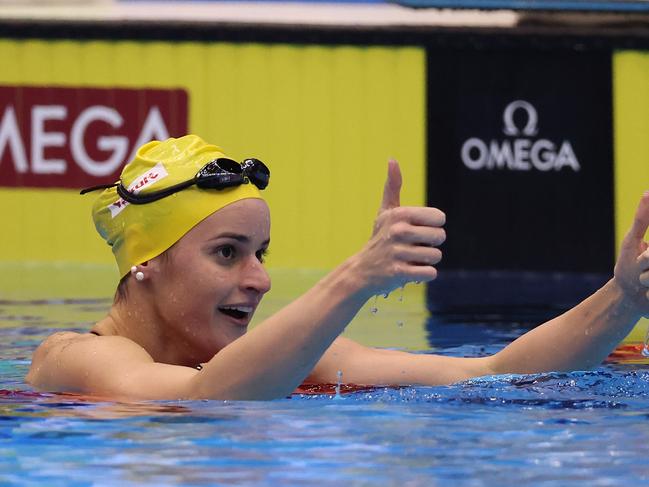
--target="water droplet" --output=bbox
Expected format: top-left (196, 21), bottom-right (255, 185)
top-left (396, 320), bottom-right (404, 328)
top-left (334, 370), bottom-right (343, 400)
top-left (398, 285), bottom-right (404, 302)
top-left (382, 292), bottom-right (389, 299)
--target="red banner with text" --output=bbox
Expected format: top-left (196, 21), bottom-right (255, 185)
top-left (0, 86), bottom-right (188, 189)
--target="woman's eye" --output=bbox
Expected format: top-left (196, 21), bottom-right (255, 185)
top-left (256, 248), bottom-right (268, 263)
top-left (216, 246), bottom-right (236, 260)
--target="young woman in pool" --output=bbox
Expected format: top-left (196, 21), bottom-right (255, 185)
top-left (26, 135), bottom-right (649, 400)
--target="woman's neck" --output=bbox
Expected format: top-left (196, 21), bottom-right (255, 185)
top-left (96, 293), bottom-right (198, 368)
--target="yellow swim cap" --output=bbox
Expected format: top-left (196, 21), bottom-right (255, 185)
top-left (92, 135), bottom-right (264, 277)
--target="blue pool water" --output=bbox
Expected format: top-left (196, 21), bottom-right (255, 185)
top-left (2, 297), bottom-right (649, 486)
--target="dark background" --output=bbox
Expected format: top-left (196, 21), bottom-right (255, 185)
top-left (426, 48), bottom-right (614, 314)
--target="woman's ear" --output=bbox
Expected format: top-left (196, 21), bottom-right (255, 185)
top-left (141, 258), bottom-right (160, 275)
top-left (145, 251), bottom-right (172, 277)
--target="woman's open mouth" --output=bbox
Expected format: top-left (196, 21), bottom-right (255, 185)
top-left (218, 305), bottom-right (253, 322)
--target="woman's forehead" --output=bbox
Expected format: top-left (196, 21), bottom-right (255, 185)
top-left (192, 199), bottom-right (270, 240)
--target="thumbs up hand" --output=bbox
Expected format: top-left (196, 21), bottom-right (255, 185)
top-left (614, 191), bottom-right (649, 317)
top-left (353, 160), bottom-right (446, 297)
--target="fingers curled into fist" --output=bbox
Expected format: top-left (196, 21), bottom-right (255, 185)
top-left (639, 248), bottom-right (649, 289)
top-left (387, 214), bottom-right (447, 247)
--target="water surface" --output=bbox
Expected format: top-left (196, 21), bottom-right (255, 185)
top-left (2, 266), bottom-right (649, 486)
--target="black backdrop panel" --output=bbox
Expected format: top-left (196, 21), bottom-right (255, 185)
top-left (426, 48), bottom-right (614, 312)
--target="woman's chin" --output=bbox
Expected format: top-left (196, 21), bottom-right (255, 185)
top-left (205, 324), bottom-right (248, 350)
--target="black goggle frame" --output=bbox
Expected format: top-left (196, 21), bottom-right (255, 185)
top-left (80, 157), bottom-right (270, 205)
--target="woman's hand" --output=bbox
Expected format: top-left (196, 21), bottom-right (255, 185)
top-left (613, 191), bottom-right (649, 317)
top-left (351, 160), bottom-right (446, 297)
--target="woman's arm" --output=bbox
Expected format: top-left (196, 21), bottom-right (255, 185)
top-left (308, 193), bottom-right (649, 386)
top-left (489, 192), bottom-right (649, 374)
top-left (307, 277), bottom-right (645, 387)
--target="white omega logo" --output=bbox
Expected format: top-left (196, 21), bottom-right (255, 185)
top-left (503, 100), bottom-right (538, 137)
top-left (460, 100), bottom-right (580, 173)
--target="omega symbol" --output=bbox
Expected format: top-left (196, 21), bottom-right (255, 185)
top-left (502, 100), bottom-right (538, 137)
top-left (460, 99), bottom-right (580, 172)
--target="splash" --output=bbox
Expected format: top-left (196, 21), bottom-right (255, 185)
top-left (334, 370), bottom-right (343, 400)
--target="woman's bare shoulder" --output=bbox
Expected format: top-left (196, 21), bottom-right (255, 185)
top-left (30, 331), bottom-right (90, 363)
top-left (27, 330), bottom-right (155, 393)
top-left (32, 330), bottom-right (143, 361)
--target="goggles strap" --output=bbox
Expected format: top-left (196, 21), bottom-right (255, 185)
top-left (79, 182), bottom-right (118, 195)
top-left (116, 178), bottom-right (198, 205)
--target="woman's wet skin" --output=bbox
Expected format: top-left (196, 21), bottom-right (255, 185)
top-left (162, 199), bottom-right (270, 360)
top-left (111, 198), bottom-right (272, 367)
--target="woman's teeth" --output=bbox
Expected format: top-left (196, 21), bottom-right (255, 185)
top-left (219, 306), bottom-right (253, 319)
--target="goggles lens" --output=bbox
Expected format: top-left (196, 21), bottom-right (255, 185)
top-left (241, 158), bottom-right (270, 190)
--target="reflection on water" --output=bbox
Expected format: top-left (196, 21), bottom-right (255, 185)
top-left (3, 363), bottom-right (649, 486)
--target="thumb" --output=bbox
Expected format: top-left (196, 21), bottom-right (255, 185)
top-left (379, 159), bottom-right (402, 212)
top-left (623, 191), bottom-right (649, 252)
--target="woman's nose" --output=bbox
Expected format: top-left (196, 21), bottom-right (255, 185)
top-left (242, 257), bottom-right (271, 295)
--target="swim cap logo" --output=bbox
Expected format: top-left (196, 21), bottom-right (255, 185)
top-left (460, 100), bottom-right (581, 172)
top-left (108, 162), bottom-right (168, 218)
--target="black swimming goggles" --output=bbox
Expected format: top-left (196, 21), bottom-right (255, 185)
top-left (80, 157), bottom-right (270, 205)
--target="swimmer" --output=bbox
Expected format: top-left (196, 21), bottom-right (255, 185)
top-left (26, 135), bottom-right (649, 400)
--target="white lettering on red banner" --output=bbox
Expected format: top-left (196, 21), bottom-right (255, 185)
top-left (0, 86), bottom-right (188, 189)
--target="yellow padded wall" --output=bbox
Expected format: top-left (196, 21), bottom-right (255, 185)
top-left (0, 39), bottom-right (425, 271)
top-left (613, 50), bottom-right (649, 342)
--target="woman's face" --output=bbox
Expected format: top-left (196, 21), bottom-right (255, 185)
top-left (151, 198), bottom-right (271, 363)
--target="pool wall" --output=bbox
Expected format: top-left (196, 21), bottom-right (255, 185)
top-left (0, 4), bottom-right (648, 339)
